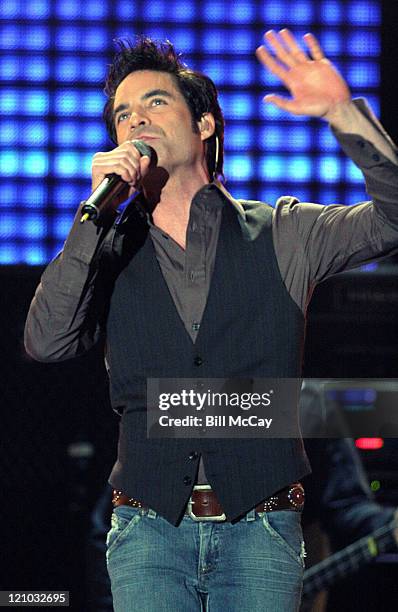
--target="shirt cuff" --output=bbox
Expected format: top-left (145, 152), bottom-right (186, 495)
top-left (330, 98), bottom-right (398, 166)
top-left (62, 201), bottom-right (116, 264)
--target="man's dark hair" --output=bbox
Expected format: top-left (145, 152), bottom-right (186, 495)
top-left (103, 37), bottom-right (225, 180)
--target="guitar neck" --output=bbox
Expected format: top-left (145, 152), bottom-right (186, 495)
top-left (302, 519), bottom-right (397, 600)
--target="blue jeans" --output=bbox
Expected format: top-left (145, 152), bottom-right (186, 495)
top-left (106, 505), bottom-right (305, 611)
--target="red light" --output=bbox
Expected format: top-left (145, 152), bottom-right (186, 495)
top-left (355, 438), bottom-right (384, 450)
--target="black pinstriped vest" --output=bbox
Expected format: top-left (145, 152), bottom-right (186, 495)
top-left (106, 199), bottom-right (311, 526)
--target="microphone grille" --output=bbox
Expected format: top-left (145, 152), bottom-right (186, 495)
top-left (131, 139), bottom-right (152, 159)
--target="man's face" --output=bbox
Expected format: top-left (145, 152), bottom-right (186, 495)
top-left (113, 70), bottom-right (208, 175)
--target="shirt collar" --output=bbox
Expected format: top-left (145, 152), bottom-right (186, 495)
top-left (131, 180), bottom-right (246, 223)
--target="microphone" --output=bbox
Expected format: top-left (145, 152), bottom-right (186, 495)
top-left (80, 139), bottom-right (152, 223)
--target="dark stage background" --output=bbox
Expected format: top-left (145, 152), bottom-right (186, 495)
top-left (2, 1), bottom-right (398, 610)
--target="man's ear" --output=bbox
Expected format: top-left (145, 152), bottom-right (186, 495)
top-left (198, 113), bottom-right (216, 140)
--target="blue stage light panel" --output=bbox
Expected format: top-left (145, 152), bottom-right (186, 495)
top-left (54, 214), bottom-right (74, 239)
top-left (54, 122), bottom-right (80, 147)
top-left (224, 155), bottom-right (254, 181)
top-left (318, 126), bottom-right (339, 152)
top-left (54, 152), bottom-right (80, 177)
top-left (56, 58), bottom-right (80, 81)
top-left (143, 1), bottom-right (167, 21)
top-left (233, 187), bottom-right (254, 200)
top-left (0, 245), bottom-right (18, 264)
top-left (230, 61), bottom-right (254, 86)
top-left (55, 91), bottom-right (104, 116)
top-left (229, 1), bottom-right (255, 23)
top-left (317, 156), bottom-right (342, 183)
top-left (55, 27), bottom-right (80, 50)
top-left (0, 90), bottom-right (19, 114)
top-left (143, 28), bottom-right (167, 43)
top-left (289, 2), bottom-right (314, 24)
top-left (55, 0), bottom-right (81, 18)
top-left (22, 152), bottom-right (48, 177)
top-left (348, 1), bottom-right (380, 25)
top-left (0, 25), bottom-right (19, 48)
top-left (346, 160), bottom-right (364, 184)
top-left (261, 1), bottom-right (287, 22)
top-left (203, 31), bottom-right (226, 54)
top-left (259, 188), bottom-right (284, 207)
top-left (203, 29), bottom-right (254, 55)
top-left (319, 1), bottom-right (343, 24)
top-left (201, 1), bottom-right (226, 22)
top-left (0, 183), bottom-right (18, 207)
top-left (347, 61), bottom-right (379, 88)
top-left (84, 58), bottom-right (105, 82)
top-left (82, 153), bottom-right (94, 177)
top-left (259, 126), bottom-right (283, 150)
top-left (259, 101), bottom-right (306, 122)
top-left (259, 155), bottom-right (285, 181)
top-left (0, 57), bottom-right (19, 80)
top-left (24, 57), bottom-right (50, 81)
top-left (286, 127), bottom-right (312, 150)
top-left (115, 1), bottom-right (137, 19)
top-left (318, 31), bottom-right (342, 56)
top-left (0, 213), bottom-right (18, 237)
top-left (230, 31), bottom-right (255, 54)
top-left (0, 119), bottom-right (19, 143)
top-left (81, 28), bottom-right (108, 52)
top-left (81, 123), bottom-right (105, 148)
top-left (21, 214), bottom-right (46, 239)
top-left (318, 188), bottom-right (340, 204)
top-left (347, 188), bottom-right (368, 203)
top-left (53, 185), bottom-right (84, 209)
top-left (287, 156), bottom-right (312, 182)
top-left (219, 93), bottom-right (255, 120)
top-left (0, 151), bottom-right (19, 176)
top-left (170, 1), bottom-right (196, 21)
top-left (169, 30), bottom-right (195, 53)
top-left (226, 126), bottom-right (254, 151)
top-left (25, 90), bottom-right (49, 115)
top-left (200, 60), bottom-right (225, 85)
top-left (22, 245), bottom-right (47, 265)
top-left (82, 0), bottom-right (109, 19)
top-left (25, 0), bottom-right (50, 19)
top-left (23, 26), bottom-right (50, 49)
top-left (54, 153), bottom-right (92, 178)
top-left (292, 188), bottom-right (311, 201)
top-left (259, 64), bottom-right (281, 87)
top-left (262, 1), bottom-right (313, 23)
top-left (21, 184), bottom-right (47, 207)
top-left (348, 32), bottom-right (380, 56)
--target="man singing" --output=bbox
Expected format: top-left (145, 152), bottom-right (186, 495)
top-left (25, 30), bottom-right (398, 611)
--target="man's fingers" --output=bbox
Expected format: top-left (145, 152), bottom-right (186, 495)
top-left (263, 30), bottom-right (298, 68)
top-left (263, 94), bottom-right (297, 113)
top-left (279, 29), bottom-right (308, 63)
top-left (303, 33), bottom-right (325, 61)
top-left (256, 45), bottom-right (289, 81)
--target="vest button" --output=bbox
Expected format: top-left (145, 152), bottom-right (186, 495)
top-left (188, 451), bottom-right (198, 460)
top-left (183, 476), bottom-right (192, 485)
top-left (194, 356), bottom-right (203, 366)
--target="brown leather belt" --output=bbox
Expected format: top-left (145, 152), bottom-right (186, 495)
top-left (112, 483), bottom-right (304, 521)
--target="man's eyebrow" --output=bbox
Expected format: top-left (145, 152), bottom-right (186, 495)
top-left (141, 89), bottom-right (175, 101)
top-left (113, 90), bottom-right (175, 117)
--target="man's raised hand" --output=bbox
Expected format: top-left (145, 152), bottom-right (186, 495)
top-left (256, 29), bottom-right (352, 120)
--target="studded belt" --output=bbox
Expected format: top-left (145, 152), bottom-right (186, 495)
top-left (112, 482), bottom-right (304, 522)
